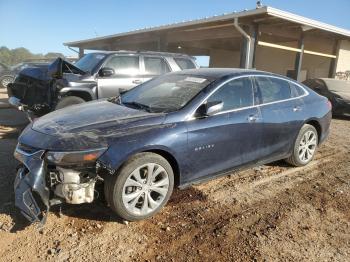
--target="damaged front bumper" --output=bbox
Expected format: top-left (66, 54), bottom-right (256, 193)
top-left (13, 144), bottom-right (102, 225)
top-left (14, 148), bottom-right (50, 223)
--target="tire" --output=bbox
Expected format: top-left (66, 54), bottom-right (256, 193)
top-left (0, 75), bottom-right (14, 89)
top-left (285, 124), bottom-right (318, 167)
top-left (55, 96), bottom-right (85, 110)
top-left (105, 152), bottom-right (174, 221)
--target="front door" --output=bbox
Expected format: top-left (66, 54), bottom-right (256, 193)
top-left (97, 55), bottom-right (143, 98)
top-left (184, 76), bottom-right (263, 183)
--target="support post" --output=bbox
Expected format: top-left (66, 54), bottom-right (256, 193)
top-left (249, 24), bottom-right (259, 69)
top-left (294, 32), bottom-right (305, 82)
top-left (79, 47), bottom-right (84, 59)
top-left (239, 36), bottom-right (248, 68)
top-left (328, 39), bottom-right (340, 78)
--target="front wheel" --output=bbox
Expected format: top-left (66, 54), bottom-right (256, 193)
top-left (55, 96), bottom-right (85, 110)
top-left (105, 153), bottom-right (174, 221)
top-left (286, 124), bottom-right (318, 166)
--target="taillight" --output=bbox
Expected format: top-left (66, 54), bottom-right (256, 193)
top-left (327, 100), bottom-right (332, 110)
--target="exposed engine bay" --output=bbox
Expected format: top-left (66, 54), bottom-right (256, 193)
top-left (52, 167), bottom-right (96, 205)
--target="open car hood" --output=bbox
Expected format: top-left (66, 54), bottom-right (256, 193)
top-left (48, 57), bottom-right (85, 78)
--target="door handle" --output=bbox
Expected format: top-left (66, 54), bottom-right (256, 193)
top-left (132, 79), bottom-right (142, 84)
top-left (293, 106), bottom-right (302, 112)
top-left (248, 115), bottom-right (259, 122)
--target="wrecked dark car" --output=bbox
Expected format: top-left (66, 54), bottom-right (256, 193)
top-left (7, 51), bottom-right (198, 118)
top-left (14, 69), bottom-right (331, 224)
top-left (303, 78), bottom-right (350, 116)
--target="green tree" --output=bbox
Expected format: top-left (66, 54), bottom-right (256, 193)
top-left (0, 46), bottom-right (64, 66)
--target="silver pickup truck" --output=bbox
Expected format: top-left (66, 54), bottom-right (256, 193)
top-left (7, 51), bottom-right (198, 117)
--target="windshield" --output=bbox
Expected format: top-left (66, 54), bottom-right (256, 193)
top-left (325, 80), bottom-right (350, 93)
top-left (75, 53), bottom-right (107, 73)
top-left (121, 74), bottom-right (213, 113)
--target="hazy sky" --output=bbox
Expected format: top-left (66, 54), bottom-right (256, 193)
top-left (1, 0), bottom-right (350, 58)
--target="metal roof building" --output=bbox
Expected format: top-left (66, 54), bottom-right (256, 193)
top-left (64, 5), bottom-right (350, 81)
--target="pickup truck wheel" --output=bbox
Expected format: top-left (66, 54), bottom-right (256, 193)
top-left (285, 124), bottom-right (318, 167)
top-left (55, 96), bottom-right (85, 109)
top-left (105, 153), bottom-right (174, 221)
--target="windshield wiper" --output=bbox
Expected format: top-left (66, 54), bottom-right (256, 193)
top-left (123, 101), bottom-right (152, 112)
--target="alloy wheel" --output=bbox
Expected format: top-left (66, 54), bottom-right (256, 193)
top-left (122, 163), bottom-right (169, 216)
top-left (298, 130), bottom-right (317, 163)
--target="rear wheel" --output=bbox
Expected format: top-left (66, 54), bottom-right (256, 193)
top-left (286, 124), bottom-right (318, 166)
top-left (55, 96), bottom-right (85, 110)
top-left (105, 153), bottom-right (174, 221)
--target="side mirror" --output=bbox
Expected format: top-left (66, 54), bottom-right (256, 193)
top-left (195, 101), bottom-right (224, 118)
top-left (206, 101), bottom-right (224, 116)
top-left (98, 67), bottom-right (115, 77)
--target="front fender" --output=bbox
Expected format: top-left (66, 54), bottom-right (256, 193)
top-left (98, 122), bottom-right (188, 180)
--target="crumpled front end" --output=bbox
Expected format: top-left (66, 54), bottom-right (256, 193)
top-left (13, 143), bottom-right (102, 224)
top-left (14, 148), bottom-right (50, 223)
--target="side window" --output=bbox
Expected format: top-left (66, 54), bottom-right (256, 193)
top-left (289, 82), bottom-right (306, 97)
top-left (255, 77), bottom-right (292, 103)
top-left (144, 57), bottom-right (170, 75)
top-left (174, 58), bottom-right (196, 70)
top-left (105, 56), bottom-right (139, 75)
top-left (207, 77), bottom-right (254, 112)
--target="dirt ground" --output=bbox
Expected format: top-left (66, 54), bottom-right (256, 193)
top-left (0, 88), bottom-right (349, 261)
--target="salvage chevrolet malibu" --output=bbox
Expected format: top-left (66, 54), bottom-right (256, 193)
top-left (14, 69), bottom-right (332, 223)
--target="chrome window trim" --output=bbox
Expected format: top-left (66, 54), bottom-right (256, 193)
top-left (185, 74), bottom-right (309, 121)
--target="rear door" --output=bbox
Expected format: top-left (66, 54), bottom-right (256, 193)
top-left (97, 55), bottom-right (143, 98)
top-left (184, 76), bottom-right (264, 183)
top-left (141, 56), bottom-right (171, 83)
top-left (254, 76), bottom-right (304, 160)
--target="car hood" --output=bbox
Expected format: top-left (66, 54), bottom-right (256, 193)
top-left (331, 90), bottom-right (350, 101)
top-left (33, 100), bottom-right (164, 134)
top-left (23, 100), bottom-right (166, 150)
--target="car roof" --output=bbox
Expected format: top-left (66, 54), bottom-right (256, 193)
top-left (169, 68), bottom-right (279, 79)
top-left (88, 50), bottom-right (195, 58)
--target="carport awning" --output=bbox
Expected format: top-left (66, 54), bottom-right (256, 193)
top-left (64, 6), bottom-right (350, 56)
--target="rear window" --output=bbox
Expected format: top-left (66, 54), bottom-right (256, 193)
top-left (290, 82), bottom-right (306, 97)
top-left (255, 77), bottom-right (292, 103)
top-left (174, 58), bottom-right (196, 70)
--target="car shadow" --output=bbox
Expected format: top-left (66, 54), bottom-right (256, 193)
top-left (265, 159), bottom-right (291, 168)
top-left (50, 186), bottom-right (207, 224)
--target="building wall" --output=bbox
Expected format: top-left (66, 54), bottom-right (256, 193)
top-left (336, 40), bottom-right (350, 73)
top-left (254, 38), bottom-right (334, 81)
top-left (255, 45), bottom-right (295, 75)
top-left (209, 49), bottom-right (240, 68)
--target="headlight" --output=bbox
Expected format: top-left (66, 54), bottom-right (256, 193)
top-left (46, 148), bottom-right (107, 166)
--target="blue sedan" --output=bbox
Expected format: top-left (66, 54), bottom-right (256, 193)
top-left (14, 69), bottom-right (332, 223)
